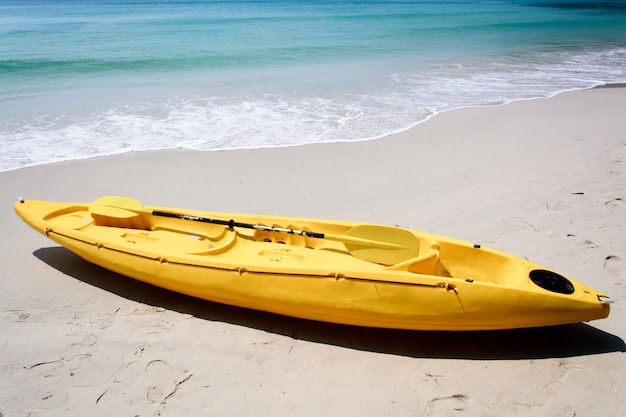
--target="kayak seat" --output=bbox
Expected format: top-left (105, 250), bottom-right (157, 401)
top-left (92, 212), bottom-right (152, 230)
top-left (186, 229), bottom-right (238, 255)
top-left (48, 209), bottom-right (95, 230)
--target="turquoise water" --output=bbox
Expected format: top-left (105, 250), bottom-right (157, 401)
top-left (2, 0), bottom-right (626, 171)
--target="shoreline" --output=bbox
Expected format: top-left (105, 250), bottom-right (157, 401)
top-left (1, 86), bottom-right (625, 416)
top-left (2, 83), bottom-right (625, 175)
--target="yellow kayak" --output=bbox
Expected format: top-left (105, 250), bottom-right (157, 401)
top-left (14, 196), bottom-right (613, 331)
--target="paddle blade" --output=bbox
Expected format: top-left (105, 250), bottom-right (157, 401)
top-left (89, 195), bottom-right (148, 218)
top-left (343, 225), bottom-right (419, 265)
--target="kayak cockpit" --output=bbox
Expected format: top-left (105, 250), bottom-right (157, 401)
top-left (435, 241), bottom-right (527, 285)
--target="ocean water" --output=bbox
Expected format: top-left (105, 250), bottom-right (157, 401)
top-left (1, 0), bottom-right (625, 172)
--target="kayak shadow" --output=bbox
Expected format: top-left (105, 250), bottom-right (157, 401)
top-left (34, 247), bottom-right (625, 360)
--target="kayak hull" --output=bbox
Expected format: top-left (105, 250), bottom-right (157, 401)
top-left (15, 198), bottom-right (611, 331)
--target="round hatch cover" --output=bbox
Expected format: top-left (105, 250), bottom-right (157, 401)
top-left (530, 270), bottom-right (575, 294)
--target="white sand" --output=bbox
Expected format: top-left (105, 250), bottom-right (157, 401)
top-left (1, 87), bottom-right (625, 416)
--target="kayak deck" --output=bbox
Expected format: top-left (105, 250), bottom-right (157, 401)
top-left (37, 203), bottom-right (542, 285)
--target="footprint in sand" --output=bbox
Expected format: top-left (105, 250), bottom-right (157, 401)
top-left (71, 332), bottom-right (98, 347)
top-left (604, 255), bottom-right (624, 276)
top-left (145, 359), bottom-right (176, 404)
top-left (605, 197), bottom-right (623, 208)
top-left (144, 359), bottom-right (192, 405)
top-left (429, 394), bottom-right (470, 412)
top-left (566, 234), bottom-right (596, 248)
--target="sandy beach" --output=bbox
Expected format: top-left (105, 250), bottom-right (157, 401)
top-left (1, 86), bottom-right (625, 416)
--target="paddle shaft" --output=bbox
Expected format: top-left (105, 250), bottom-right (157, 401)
top-left (152, 210), bottom-right (326, 239)
top-left (150, 210), bottom-right (407, 249)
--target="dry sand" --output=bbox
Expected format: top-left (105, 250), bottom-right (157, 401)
top-left (1, 86), bottom-right (625, 416)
